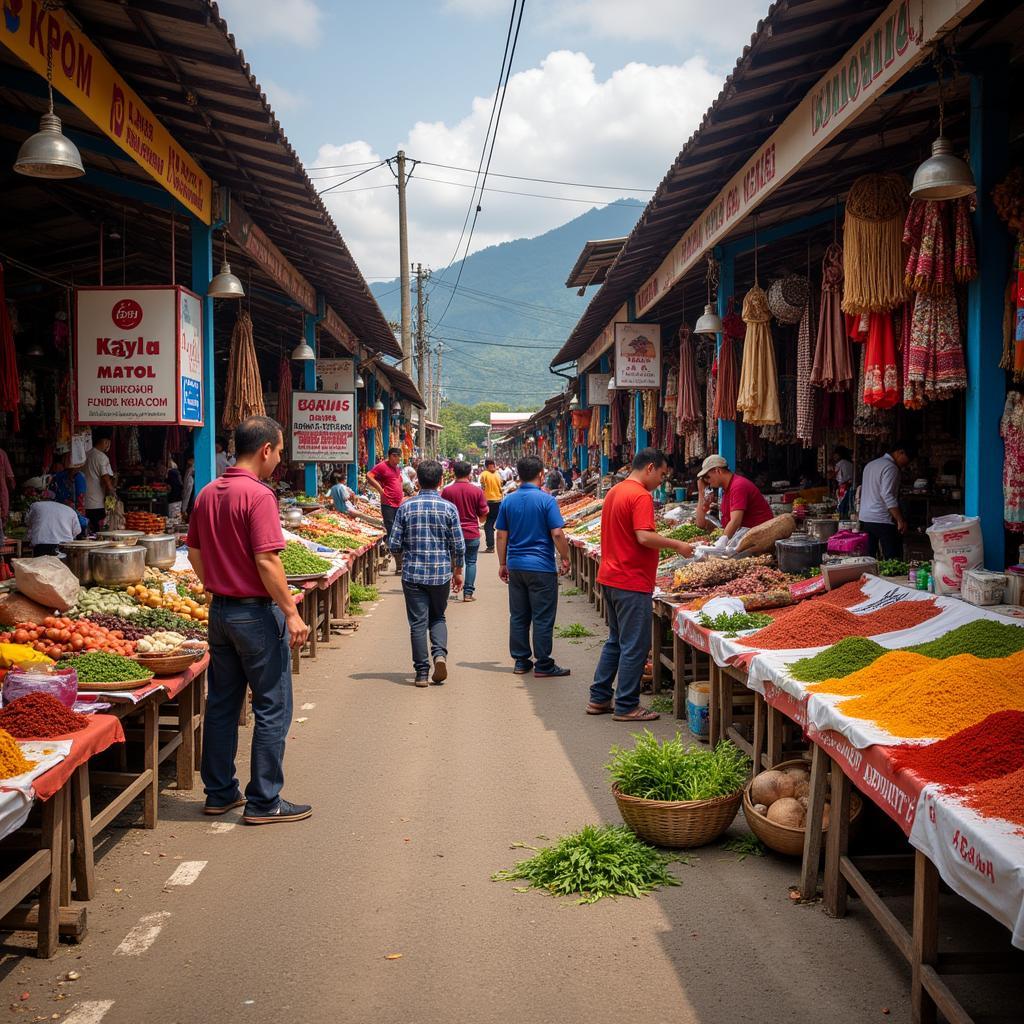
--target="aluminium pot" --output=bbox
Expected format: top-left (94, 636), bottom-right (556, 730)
top-left (95, 530), bottom-right (143, 547)
top-left (89, 544), bottom-right (146, 587)
top-left (59, 540), bottom-right (111, 584)
top-left (775, 536), bottom-right (828, 575)
top-left (281, 507), bottom-right (303, 527)
top-left (807, 518), bottom-right (840, 542)
top-left (136, 533), bottom-right (177, 569)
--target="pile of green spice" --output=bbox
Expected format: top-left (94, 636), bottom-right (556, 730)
top-left (907, 619), bottom-right (1024, 660)
top-left (788, 637), bottom-right (886, 682)
top-left (279, 541), bottom-right (332, 576)
top-left (60, 652), bottom-right (153, 685)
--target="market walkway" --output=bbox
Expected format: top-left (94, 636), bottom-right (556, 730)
top-left (2, 563), bottom-right (912, 1024)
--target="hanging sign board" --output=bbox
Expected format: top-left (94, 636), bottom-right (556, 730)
top-left (292, 392), bottom-right (355, 463)
top-left (0, 3), bottom-right (211, 221)
top-left (75, 285), bottom-right (203, 426)
top-left (634, 0), bottom-right (984, 317)
top-left (578, 304), bottom-right (627, 374)
top-left (316, 358), bottom-right (354, 393)
top-left (614, 323), bottom-right (661, 390)
top-left (587, 373), bottom-right (611, 406)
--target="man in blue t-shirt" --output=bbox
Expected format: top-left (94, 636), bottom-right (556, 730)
top-left (495, 455), bottom-right (571, 678)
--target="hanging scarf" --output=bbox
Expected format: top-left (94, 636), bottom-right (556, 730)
top-left (854, 344), bottom-right (895, 437)
top-left (861, 312), bottom-right (900, 408)
top-left (1001, 242), bottom-right (1024, 382)
top-left (1001, 392), bottom-right (1024, 532)
top-left (795, 296), bottom-right (816, 447)
top-left (735, 285), bottom-right (781, 425)
top-left (713, 338), bottom-right (739, 420)
top-left (811, 243), bottom-right (854, 390)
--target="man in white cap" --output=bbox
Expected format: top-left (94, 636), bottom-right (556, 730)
top-left (695, 454), bottom-right (773, 540)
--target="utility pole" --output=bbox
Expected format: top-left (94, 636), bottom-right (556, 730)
top-left (434, 343), bottom-right (443, 423)
top-left (397, 151), bottom-right (412, 377)
top-left (414, 263), bottom-right (428, 450)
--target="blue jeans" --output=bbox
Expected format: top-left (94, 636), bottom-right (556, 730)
top-left (590, 585), bottom-right (653, 714)
top-left (203, 600), bottom-right (293, 814)
top-left (402, 580), bottom-right (449, 676)
top-left (508, 570), bottom-right (558, 672)
top-left (463, 538), bottom-right (480, 595)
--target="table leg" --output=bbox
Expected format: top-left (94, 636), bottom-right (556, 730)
top-left (37, 786), bottom-right (63, 958)
top-left (767, 705), bottom-right (784, 767)
top-left (708, 663), bottom-right (721, 744)
top-left (672, 632), bottom-right (686, 719)
top-left (177, 678), bottom-right (196, 792)
top-left (651, 608), bottom-right (663, 695)
top-left (823, 766), bottom-right (851, 917)
top-left (752, 692), bottom-right (766, 771)
top-left (720, 671), bottom-right (734, 745)
top-left (911, 851), bottom-right (939, 1024)
top-left (143, 699), bottom-right (159, 829)
top-left (306, 595), bottom-right (318, 660)
top-left (60, 793), bottom-right (71, 907)
top-left (798, 744), bottom-right (829, 900)
top-left (194, 672), bottom-right (205, 771)
top-left (70, 764), bottom-right (96, 901)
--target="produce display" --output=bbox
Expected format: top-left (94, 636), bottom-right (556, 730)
top-left (124, 484), bottom-right (169, 499)
top-left (68, 587), bottom-right (139, 619)
top-left (280, 541), bottom-right (332, 577)
top-left (878, 558), bottom-right (910, 577)
top-left (293, 524), bottom-right (363, 551)
top-left (124, 585), bottom-right (208, 622)
top-left (131, 608), bottom-right (207, 639)
top-left (0, 729), bottom-right (36, 780)
top-left (0, 692), bottom-right (88, 738)
top-left (124, 511), bottom-right (167, 534)
top-left (748, 764), bottom-right (814, 827)
top-left (67, 613), bottom-right (154, 641)
top-left (60, 651), bottom-right (153, 685)
top-left (658, 523), bottom-right (720, 559)
top-left (907, 619), bottom-right (1024, 659)
top-left (697, 610), bottom-right (773, 634)
top-left (670, 555), bottom-right (775, 594)
top-left (6, 617), bottom-right (137, 659)
top-left (134, 630), bottom-right (189, 654)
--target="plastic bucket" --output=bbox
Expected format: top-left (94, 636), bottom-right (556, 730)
top-left (675, 487), bottom-right (686, 501)
top-left (686, 681), bottom-right (711, 739)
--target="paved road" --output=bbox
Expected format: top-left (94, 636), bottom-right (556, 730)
top-left (2, 556), bottom-right (915, 1024)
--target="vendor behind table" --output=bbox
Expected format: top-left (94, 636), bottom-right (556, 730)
top-left (695, 454), bottom-right (773, 539)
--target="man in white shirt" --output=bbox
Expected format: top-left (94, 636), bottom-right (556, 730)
top-left (27, 499), bottom-right (82, 555)
top-left (215, 440), bottom-right (233, 478)
top-left (858, 443), bottom-right (913, 559)
top-left (83, 436), bottom-right (115, 533)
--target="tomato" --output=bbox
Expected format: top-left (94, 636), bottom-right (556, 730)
top-left (70, 636), bottom-right (85, 651)
top-left (46, 646), bottom-right (62, 660)
top-left (58, 629), bottom-right (71, 643)
top-left (12, 629), bottom-right (29, 644)
top-left (44, 628), bottom-right (60, 642)
top-left (84, 639), bottom-right (99, 650)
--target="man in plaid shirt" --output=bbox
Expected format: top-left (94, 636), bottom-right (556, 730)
top-left (388, 459), bottom-right (465, 686)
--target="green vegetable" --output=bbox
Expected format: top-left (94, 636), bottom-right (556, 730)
top-left (560, 588), bottom-right (582, 597)
top-left (788, 637), bottom-right (886, 682)
top-left (607, 732), bottom-right (750, 802)
top-left (297, 531), bottom-right (362, 551)
top-left (722, 833), bottom-right (765, 861)
top-left (61, 651), bottom-right (153, 684)
top-left (907, 620), bottom-right (1024, 660)
top-left (279, 541), bottom-right (332, 576)
top-left (68, 587), bottom-right (141, 619)
top-left (492, 825), bottom-right (680, 904)
top-left (349, 582), bottom-right (379, 607)
top-left (132, 608), bottom-right (207, 638)
top-left (649, 695), bottom-right (674, 715)
top-left (697, 610), bottom-right (773, 633)
top-left (878, 559), bottom-right (910, 577)
top-left (555, 623), bottom-right (594, 638)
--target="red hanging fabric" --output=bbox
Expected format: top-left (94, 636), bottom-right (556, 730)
top-left (861, 312), bottom-right (900, 408)
top-left (0, 264), bottom-right (19, 431)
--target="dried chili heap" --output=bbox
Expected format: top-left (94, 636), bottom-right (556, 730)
top-left (0, 693), bottom-right (88, 739)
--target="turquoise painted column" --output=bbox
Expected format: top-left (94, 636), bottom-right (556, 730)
top-left (302, 313), bottom-right (318, 496)
top-left (366, 375), bottom-right (377, 473)
top-left (347, 356), bottom-right (359, 492)
top-left (965, 63), bottom-right (1010, 568)
top-left (599, 353), bottom-right (610, 477)
top-left (716, 250), bottom-right (737, 468)
top-left (190, 218), bottom-right (216, 492)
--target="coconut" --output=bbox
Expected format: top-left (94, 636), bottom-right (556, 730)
top-left (766, 797), bottom-right (804, 829)
top-left (750, 770), bottom-right (791, 806)
top-left (784, 766), bottom-right (810, 787)
top-left (753, 803), bottom-right (768, 816)
top-left (793, 780), bottom-right (810, 800)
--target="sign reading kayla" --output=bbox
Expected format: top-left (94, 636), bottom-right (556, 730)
top-left (0, 1), bottom-right (211, 221)
top-left (292, 392), bottom-right (355, 463)
top-left (75, 286), bottom-right (204, 425)
top-left (614, 323), bottom-right (661, 390)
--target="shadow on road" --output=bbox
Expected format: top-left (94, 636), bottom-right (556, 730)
top-left (349, 671), bottom-right (418, 687)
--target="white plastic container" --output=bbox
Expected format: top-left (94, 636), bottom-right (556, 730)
top-left (961, 569), bottom-right (1008, 607)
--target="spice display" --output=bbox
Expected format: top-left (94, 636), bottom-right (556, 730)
top-left (688, 568), bottom-right (792, 599)
top-left (812, 243), bottom-right (854, 390)
top-left (697, 610), bottom-right (773, 634)
top-left (836, 651), bottom-right (1024, 739)
top-left (131, 608), bottom-right (206, 639)
top-left (789, 637), bottom-right (886, 682)
top-left (907, 619), bottom-right (1024, 659)
top-left (7, 617), bottom-right (136, 659)
top-left (280, 542), bottom-right (333, 576)
top-left (671, 555), bottom-right (773, 593)
top-left (0, 692), bottom-right (88, 739)
top-left (0, 729), bottom-right (35, 780)
top-left (739, 598), bottom-right (939, 649)
top-left (221, 310), bottom-right (265, 431)
top-left (888, 711), bottom-right (1024, 787)
top-left (736, 286), bottom-right (781, 425)
top-left (841, 173), bottom-right (907, 314)
top-left (956, 766), bottom-right (1024, 836)
top-left (814, 581), bottom-right (868, 608)
top-left (806, 650), bottom-right (935, 696)
top-left (60, 652), bottom-right (153, 685)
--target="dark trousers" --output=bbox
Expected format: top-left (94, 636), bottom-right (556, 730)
top-left (862, 520), bottom-right (902, 560)
top-left (590, 585), bottom-right (653, 714)
top-left (402, 580), bottom-right (449, 676)
top-left (507, 569), bottom-right (558, 672)
top-left (484, 501), bottom-right (501, 549)
top-left (86, 507), bottom-right (105, 533)
top-left (32, 543), bottom-right (61, 557)
top-left (203, 600), bottom-right (293, 814)
top-left (382, 503), bottom-right (402, 568)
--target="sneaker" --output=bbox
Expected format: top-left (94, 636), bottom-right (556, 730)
top-left (414, 674), bottom-right (429, 687)
top-left (203, 794), bottom-right (245, 816)
top-left (484, 547), bottom-right (495, 553)
top-left (513, 661), bottom-right (533, 675)
top-left (534, 665), bottom-right (571, 678)
top-left (431, 656), bottom-right (447, 685)
top-left (462, 594), bottom-right (476, 602)
top-left (242, 799), bottom-right (312, 825)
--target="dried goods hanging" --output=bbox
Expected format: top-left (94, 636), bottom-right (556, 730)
top-left (735, 286), bottom-right (781, 425)
top-left (641, 389), bottom-right (658, 432)
top-left (841, 173), bottom-right (908, 314)
top-left (705, 365), bottom-right (718, 451)
top-left (811, 243), bottom-right (854, 390)
top-left (795, 294), bottom-right (816, 447)
top-left (676, 325), bottom-right (701, 433)
top-left (276, 353), bottom-right (293, 438)
top-left (713, 337), bottom-right (739, 421)
top-left (860, 312), bottom-right (900, 408)
top-left (1001, 391), bottom-right (1024, 532)
top-left (222, 310), bottom-right (266, 431)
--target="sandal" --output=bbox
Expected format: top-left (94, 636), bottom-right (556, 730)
top-left (586, 701), bottom-right (613, 715)
top-left (613, 705), bottom-right (660, 722)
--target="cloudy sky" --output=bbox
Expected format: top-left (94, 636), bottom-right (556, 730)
top-left (216, 0), bottom-right (768, 282)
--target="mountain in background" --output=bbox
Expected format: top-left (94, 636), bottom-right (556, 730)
top-left (370, 199), bottom-right (644, 408)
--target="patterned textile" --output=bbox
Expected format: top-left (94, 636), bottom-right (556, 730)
top-left (906, 290), bottom-right (966, 402)
top-left (388, 489), bottom-right (465, 585)
top-left (861, 312), bottom-right (900, 409)
top-left (811, 243), bottom-right (854, 390)
top-left (854, 344), bottom-right (895, 438)
top-left (795, 298), bottom-right (816, 447)
top-left (1001, 391), bottom-right (1024, 532)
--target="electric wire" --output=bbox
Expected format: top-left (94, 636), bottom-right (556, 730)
top-left (413, 161), bottom-right (656, 193)
top-left (315, 160), bottom-right (389, 196)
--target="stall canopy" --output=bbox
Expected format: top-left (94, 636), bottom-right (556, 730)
top-left (565, 238), bottom-right (627, 291)
top-left (375, 362), bottom-right (425, 409)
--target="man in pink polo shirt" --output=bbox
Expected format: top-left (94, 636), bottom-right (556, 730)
top-left (695, 454), bottom-right (773, 539)
top-left (187, 416), bottom-right (311, 826)
top-left (367, 446), bottom-right (406, 573)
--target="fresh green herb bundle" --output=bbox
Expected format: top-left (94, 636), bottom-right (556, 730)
top-left (697, 610), bottom-right (773, 633)
top-left (788, 637), bottom-right (885, 681)
top-left (722, 833), bottom-right (765, 861)
top-left (607, 732), bottom-right (750, 802)
top-left (555, 623), bottom-right (594, 638)
top-left (649, 695), bottom-right (675, 715)
top-left (878, 559), bottom-right (910, 577)
top-left (492, 825), bottom-right (680, 904)
top-left (132, 608), bottom-right (207, 638)
top-left (61, 652), bottom-right (153, 684)
top-left (280, 541), bottom-right (332, 576)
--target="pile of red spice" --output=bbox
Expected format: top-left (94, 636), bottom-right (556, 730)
top-left (815, 581), bottom-right (869, 608)
top-left (0, 692), bottom-right (89, 739)
top-left (739, 598), bottom-right (939, 649)
top-left (958, 766), bottom-right (1024, 836)
top-left (888, 710), bottom-right (1024, 786)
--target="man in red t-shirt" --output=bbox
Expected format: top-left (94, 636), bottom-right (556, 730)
top-left (695, 454), bottom-right (773, 539)
top-left (441, 460), bottom-right (488, 601)
top-left (367, 447), bottom-right (406, 573)
top-left (187, 416), bottom-right (311, 826)
top-left (587, 448), bottom-right (694, 722)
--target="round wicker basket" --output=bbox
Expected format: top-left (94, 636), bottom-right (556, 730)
top-left (132, 649), bottom-right (203, 677)
top-left (612, 783), bottom-right (743, 848)
top-left (742, 758), bottom-right (863, 856)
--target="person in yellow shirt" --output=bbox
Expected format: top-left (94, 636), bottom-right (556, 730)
top-left (479, 458), bottom-right (504, 552)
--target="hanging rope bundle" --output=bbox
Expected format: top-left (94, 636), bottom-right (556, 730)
top-left (676, 325), bottom-right (701, 433)
top-left (811, 243), bottom-right (854, 391)
top-left (735, 286), bottom-right (781, 425)
top-left (222, 311), bottom-right (266, 431)
top-left (276, 353), bottom-right (293, 440)
top-left (795, 295), bottom-right (816, 447)
top-left (841, 173), bottom-right (908, 314)
top-left (705, 364), bottom-right (718, 451)
top-left (713, 338), bottom-right (739, 421)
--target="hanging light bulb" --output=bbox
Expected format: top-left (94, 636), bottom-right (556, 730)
top-left (14, 46), bottom-right (84, 179)
top-left (374, 398), bottom-right (385, 412)
top-left (911, 51), bottom-right (975, 200)
top-left (569, 393), bottom-right (579, 408)
top-left (207, 235), bottom-right (245, 299)
top-left (607, 376), bottom-right (616, 390)
top-left (355, 370), bottom-right (365, 388)
top-left (695, 253), bottom-right (724, 336)
top-left (290, 308), bottom-right (314, 360)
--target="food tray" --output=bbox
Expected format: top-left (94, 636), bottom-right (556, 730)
top-left (297, 503), bottom-right (323, 513)
top-left (285, 572), bottom-right (330, 583)
top-left (132, 650), bottom-right (203, 676)
top-left (77, 675), bottom-right (155, 691)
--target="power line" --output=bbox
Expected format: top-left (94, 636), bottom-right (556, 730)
top-left (428, 277), bottom-right (578, 320)
top-left (308, 159), bottom-right (388, 172)
top-left (429, 332), bottom-right (561, 351)
top-left (316, 160), bottom-right (389, 196)
top-left (416, 175), bottom-right (637, 207)
top-left (414, 160), bottom-right (655, 193)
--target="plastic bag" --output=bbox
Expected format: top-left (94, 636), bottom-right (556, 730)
top-left (0, 592), bottom-right (53, 625)
top-left (927, 515), bottom-right (983, 595)
top-left (12, 556), bottom-right (80, 612)
top-left (2, 664), bottom-right (78, 708)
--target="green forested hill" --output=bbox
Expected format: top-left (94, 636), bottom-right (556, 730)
top-left (370, 199), bottom-right (643, 407)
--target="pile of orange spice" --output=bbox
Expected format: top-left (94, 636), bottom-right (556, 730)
top-left (0, 728), bottom-right (36, 780)
top-left (806, 650), bottom-right (935, 696)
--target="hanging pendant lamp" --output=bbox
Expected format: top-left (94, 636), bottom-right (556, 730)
top-left (355, 371), bottom-right (365, 388)
top-left (207, 235), bottom-right (245, 299)
top-left (14, 50), bottom-right (84, 179)
top-left (373, 398), bottom-right (385, 412)
top-left (568, 393), bottom-right (579, 408)
top-left (911, 52), bottom-right (975, 200)
top-left (695, 253), bottom-right (723, 336)
top-left (290, 308), bottom-right (314, 360)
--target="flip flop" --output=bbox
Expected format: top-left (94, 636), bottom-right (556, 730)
top-left (586, 702), bottom-right (613, 715)
top-left (613, 706), bottom-right (660, 722)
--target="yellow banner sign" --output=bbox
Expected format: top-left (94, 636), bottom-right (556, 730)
top-left (0, 0), bottom-right (212, 222)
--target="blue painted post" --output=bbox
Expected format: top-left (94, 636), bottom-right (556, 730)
top-left (347, 357), bottom-right (359, 493)
top-left (578, 375), bottom-right (589, 472)
top-left (599, 354), bottom-right (610, 478)
top-left (965, 64), bottom-right (1010, 568)
top-left (366, 375), bottom-right (377, 472)
top-left (716, 251), bottom-right (737, 468)
top-left (301, 313), bottom-right (318, 497)
top-left (190, 219), bottom-right (216, 492)
top-left (381, 389), bottom-right (391, 456)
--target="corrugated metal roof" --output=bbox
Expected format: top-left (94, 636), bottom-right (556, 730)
top-left (376, 362), bottom-right (425, 408)
top-left (565, 238), bottom-right (628, 289)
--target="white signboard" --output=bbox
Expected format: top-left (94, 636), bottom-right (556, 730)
top-left (587, 373), bottom-right (611, 406)
top-left (76, 287), bottom-right (179, 424)
top-left (177, 289), bottom-right (203, 425)
top-left (317, 358), bottom-right (355, 393)
top-left (614, 323), bottom-right (661, 390)
top-left (292, 391), bottom-right (355, 463)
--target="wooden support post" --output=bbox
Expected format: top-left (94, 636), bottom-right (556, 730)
top-left (798, 744), bottom-right (830, 900)
top-left (177, 678), bottom-right (196, 791)
top-left (672, 631), bottom-right (686, 719)
top-left (70, 764), bottom-right (95, 901)
top-left (143, 699), bottom-right (159, 829)
top-left (823, 766), bottom-right (852, 917)
top-left (37, 786), bottom-right (63, 957)
top-left (912, 851), bottom-right (939, 1024)
top-left (752, 692), bottom-right (766, 770)
top-left (650, 605), bottom-right (663, 695)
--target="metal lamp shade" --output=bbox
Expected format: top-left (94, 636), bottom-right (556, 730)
top-left (354, 372), bottom-right (365, 388)
top-left (695, 304), bottom-right (724, 337)
top-left (373, 399), bottom-right (385, 412)
top-left (607, 376), bottom-right (616, 390)
top-left (207, 261), bottom-right (245, 299)
top-left (910, 137), bottom-right (976, 200)
top-left (569, 394), bottom-right (579, 408)
top-left (290, 340), bottom-right (315, 361)
top-left (14, 112), bottom-right (85, 179)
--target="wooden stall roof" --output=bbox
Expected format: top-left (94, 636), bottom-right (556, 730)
top-left (565, 238), bottom-right (628, 290)
top-left (376, 362), bottom-right (426, 409)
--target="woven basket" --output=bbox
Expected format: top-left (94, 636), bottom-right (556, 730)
top-left (767, 275), bottom-right (809, 324)
top-left (742, 758), bottom-right (863, 856)
top-left (612, 783), bottom-right (743, 848)
top-left (132, 649), bottom-right (203, 677)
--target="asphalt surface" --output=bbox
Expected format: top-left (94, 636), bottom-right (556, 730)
top-left (0, 555), bottom-right (931, 1024)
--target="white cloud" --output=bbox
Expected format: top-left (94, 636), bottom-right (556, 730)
top-left (443, 0), bottom-right (509, 15)
top-left (315, 50), bottom-right (722, 281)
top-left (260, 77), bottom-right (307, 115)
top-left (217, 0), bottom-right (325, 48)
